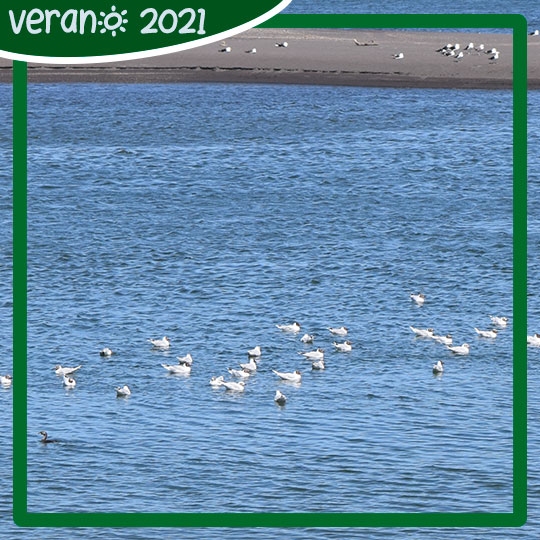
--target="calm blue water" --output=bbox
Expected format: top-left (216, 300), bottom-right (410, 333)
top-left (285, 0), bottom-right (539, 33)
top-left (0, 81), bottom-right (538, 536)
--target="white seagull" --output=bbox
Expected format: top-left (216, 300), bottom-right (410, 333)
top-left (475, 328), bottom-right (498, 339)
top-left (465, 42), bottom-right (474, 50)
top-left (161, 363), bottom-right (191, 375)
top-left (116, 385), bottom-right (131, 397)
top-left (530, 30), bottom-right (540, 36)
top-left (1, 374), bottom-right (13, 386)
top-left (298, 348), bottom-right (324, 360)
top-left (219, 46), bottom-right (232, 53)
top-left (410, 293), bottom-right (425, 305)
top-left (246, 48), bottom-right (257, 54)
top-left (148, 336), bottom-right (170, 349)
top-left (432, 360), bottom-right (444, 374)
top-left (277, 322), bottom-right (301, 333)
top-left (54, 365), bottom-right (82, 376)
top-left (312, 359), bottom-right (325, 370)
top-left (410, 326), bottom-right (434, 338)
top-left (527, 333), bottom-right (540, 346)
top-left (490, 316), bottom-right (508, 327)
top-left (328, 326), bottom-right (348, 336)
top-left (62, 375), bottom-right (76, 388)
top-left (210, 376), bottom-right (224, 387)
top-left (272, 369), bottom-right (302, 383)
top-left (177, 353), bottom-right (193, 366)
top-left (393, 52), bottom-right (404, 59)
top-left (476, 43), bottom-right (485, 52)
top-left (455, 51), bottom-right (464, 60)
top-left (447, 343), bottom-right (470, 355)
top-left (248, 346), bottom-right (261, 358)
top-left (100, 347), bottom-right (113, 357)
top-left (220, 380), bottom-right (246, 392)
top-left (487, 47), bottom-right (498, 54)
top-left (333, 340), bottom-right (352, 352)
top-left (300, 333), bottom-right (315, 344)
top-left (274, 390), bottom-right (287, 405)
top-left (432, 334), bottom-right (453, 345)
top-left (239, 358), bottom-right (258, 372)
top-left (490, 52), bottom-right (500, 61)
top-left (275, 42), bottom-right (288, 47)
top-left (228, 368), bottom-right (252, 379)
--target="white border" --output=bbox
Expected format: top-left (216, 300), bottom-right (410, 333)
top-left (0, 0), bottom-right (291, 64)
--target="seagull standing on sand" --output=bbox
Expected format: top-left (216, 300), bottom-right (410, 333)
top-left (530, 30), bottom-right (539, 36)
top-left (432, 360), bottom-right (444, 374)
top-left (277, 322), bottom-right (301, 333)
top-left (490, 51), bottom-right (500, 61)
top-left (219, 46), bottom-right (232, 53)
top-left (447, 343), bottom-right (470, 355)
top-left (300, 333), bottom-right (314, 344)
top-left (116, 385), bottom-right (131, 397)
top-left (275, 42), bottom-right (288, 48)
top-left (274, 390), bottom-right (287, 405)
top-left (455, 51), bottom-right (464, 61)
top-left (148, 336), bottom-right (170, 349)
top-left (465, 42), bottom-right (474, 51)
top-left (272, 369), bottom-right (302, 383)
top-left (475, 328), bottom-right (498, 339)
top-left (393, 52), bottom-right (404, 59)
top-left (333, 341), bottom-right (352, 352)
top-left (246, 48), bottom-right (257, 54)
top-left (1, 375), bottom-right (12, 386)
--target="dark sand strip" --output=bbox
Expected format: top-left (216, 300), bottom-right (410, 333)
top-left (1, 29), bottom-right (538, 89)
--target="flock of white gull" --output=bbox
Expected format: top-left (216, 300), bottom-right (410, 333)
top-left (0, 292), bottom-right (537, 444)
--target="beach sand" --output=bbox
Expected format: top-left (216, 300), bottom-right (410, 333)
top-left (1, 28), bottom-right (538, 89)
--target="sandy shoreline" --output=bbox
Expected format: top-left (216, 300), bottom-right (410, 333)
top-left (1, 28), bottom-right (538, 89)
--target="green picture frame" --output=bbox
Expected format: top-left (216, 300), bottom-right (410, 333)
top-left (12, 13), bottom-right (527, 528)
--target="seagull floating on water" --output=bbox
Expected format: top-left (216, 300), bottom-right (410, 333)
top-left (239, 358), bottom-right (257, 372)
top-left (1, 374), bottom-right (12, 386)
top-left (527, 333), bottom-right (540, 346)
top-left (62, 375), bottom-right (76, 388)
top-left (100, 347), bottom-right (113, 357)
top-left (228, 368), bottom-right (252, 379)
top-left (272, 369), bottom-right (301, 383)
top-left (210, 376), bottom-right (224, 387)
top-left (115, 385), bottom-right (131, 397)
top-left (432, 334), bottom-right (453, 345)
top-left (328, 326), bottom-right (348, 336)
top-left (300, 333), bottom-right (314, 344)
top-left (162, 363), bottom-right (191, 375)
top-left (177, 353), bottom-right (193, 366)
top-left (38, 431), bottom-right (59, 443)
top-left (333, 341), bottom-right (352, 352)
top-left (432, 360), bottom-right (444, 374)
top-left (277, 322), bottom-right (301, 333)
top-left (248, 346), bottom-right (261, 358)
top-left (312, 359), bottom-right (325, 370)
top-left (410, 326), bottom-right (434, 338)
top-left (298, 348), bottom-right (324, 360)
top-left (274, 390), bottom-right (287, 405)
top-left (54, 365), bottom-right (82, 376)
top-left (148, 336), bottom-right (170, 349)
top-left (410, 293), bottom-right (425, 305)
top-left (220, 380), bottom-right (246, 392)
top-left (447, 343), bottom-right (470, 355)
top-left (475, 328), bottom-right (497, 339)
top-left (490, 316), bottom-right (508, 327)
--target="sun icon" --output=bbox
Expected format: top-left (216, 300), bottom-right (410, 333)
top-left (97, 6), bottom-right (128, 37)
